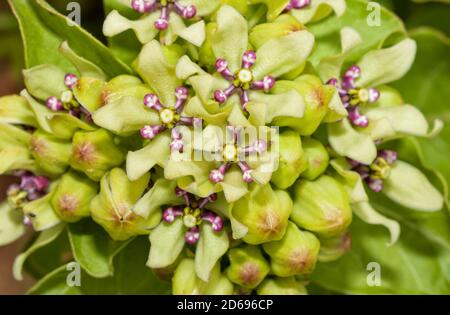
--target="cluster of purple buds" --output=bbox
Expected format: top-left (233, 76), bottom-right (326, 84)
top-left (209, 126), bottom-right (269, 184)
top-left (45, 73), bottom-right (92, 121)
top-left (131, 0), bottom-right (197, 30)
top-left (162, 187), bottom-right (224, 244)
top-left (284, 0), bottom-right (311, 12)
top-left (6, 171), bottom-right (50, 224)
top-left (214, 51), bottom-right (276, 110)
top-left (327, 65), bottom-right (380, 128)
top-left (140, 87), bottom-right (201, 153)
top-left (349, 150), bottom-right (398, 193)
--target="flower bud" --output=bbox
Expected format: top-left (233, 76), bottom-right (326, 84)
top-left (232, 184), bottom-right (293, 244)
top-left (273, 75), bottom-right (331, 135)
top-left (29, 130), bottom-right (72, 177)
top-left (271, 130), bottom-right (307, 189)
top-left (318, 231), bottom-right (352, 262)
top-left (70, 129), bottom-right (126, 181)
top-left (291, 175), bottom-right (352, 238)
top-left (172, 259), bottom-right (234, 295)
top-left (301, 137), bottom-right (329, 180)
top-left (51, 171), bottom-right (98, 222)
top-left (225, 245), bottom-right (270, 289)
top-left (90, 168), bottom-right (154, 240)
top-left (256, 277), bottom-right (307, 295)
top-left (262, 221), bottom-right (320, 277)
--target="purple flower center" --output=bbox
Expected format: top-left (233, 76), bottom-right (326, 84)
top-left (327, 65), bottom-right (380, 128)
top-left (141, 87), bottom-right (201, 153)
top-left (214, 51), bottom-right (276, 110)
top-left (209, 126), bottom-right (269, 184)
top-left (162, 188), bottom-right (223, 244)
top-left (349, 150), bottom-right (398, 192)
top-left (131, 0), bottom-right (197, 30)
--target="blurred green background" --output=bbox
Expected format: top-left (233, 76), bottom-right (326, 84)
top-left (0, 0), bottom-right (448, 294)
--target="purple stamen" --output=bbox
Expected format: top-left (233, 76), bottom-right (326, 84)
top-left (209, 163), bottom-right (229, 183)
top-left (46, 97), bottom-right (63, 111)
top-left (201, 210), bottom-right (224, 232)
top-left (140, 125), bottom-right (166, 139)
top-left (174, 86), bottom-right (189, 113)
top-left (241, 140), bottom-right (268, 155)
top-left (162, 206), bottom-right (184, 223)
top-left (378, 150), bottom-right (398, 165)
top-left (198, 193), bottom-right (218, 209)
top-left (64, 73), bottom-right (78, 89)
top-left (214, 85), bottom-right (236, 104)
top-left (215, 59), bottom-right (235, 80)
top-left (285, 0), bottom-right (311, 11)
top-left (144, 93), bottom-right (164, 111)
top-left (238, 161), bottom-right (254, 183)
top-left (173, 2), bottom-right (196, 19)
top-left (367, 177), bottom-right (384, 193)
top-left (155, 5), bottom-right (170, 30)
top-left (131, 0), bottom-right (157, 13)
top-left (250, 76), bottom-right (276, 91)
top-left (175, 187), bottom-right (193, 206)
top-left (348, 106), bottom-right (369, 127)
top-left (242, 51), bottom-right (257, 69)
top-left (184, 227), bottom-right (200, 245)
top-left (368, 88), bottom-right (380, 103)
top-left (170, 128), bottom-right (184, 153)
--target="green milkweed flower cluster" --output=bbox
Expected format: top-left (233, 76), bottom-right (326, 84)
top-left (0, 0), bottom-right (447, 295)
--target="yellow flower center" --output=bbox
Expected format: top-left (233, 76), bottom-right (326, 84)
top-left (237, 69), bottom-right (253, 84)
top-left (160, 108), bottom-right (176, 125)
top-left (223, 144), bottom-right (238, 161)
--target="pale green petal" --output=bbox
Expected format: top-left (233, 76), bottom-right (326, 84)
top-left (22, 193), bottom-right (62, 232)
top-left (126, 132), bottom-right (171, 181)
top-left (0, 202), bottom-right (26, 247)
top-left (134, 40), bottom-right (181, 106)
top-left (328, 119), bottom-right (377, 165)
top-left (93, 96), bottom-right (159, 134)
top-left (322, 85), bottom-right (348, 123)
top-left (176, 20), bottom-right (206, 47)
top-left (291, 0), bottom-right (346, 24)
top-left (0, 95), bottom-right (37, 127)
top-left (13, 224), bottom-right (65, 281)
top-left (188, 74), bottom-right (229, 104)
top-left (248, 90), bottom-right (304, 125)
top-left (147, 220), bottom-right (185, 268)
top-left (252, 30), bottom-right (315, 80)
top-left (47, 113), bottom-right (96, 140)
top-left (220, 166), bottom-right (249, 202)
top-left (364, 105), bottom-right (443, 139)
top-left (183, 96), bottom-right (231, 125)
top-left (212, 5), bottom-right (248, 72)
top-left (318, 27), bottom-right (362, 82)
top-left (176, 55), bottom-right (207, 80)
top-left (195, 224), bottom-right (229, 281)
top-left (357, 39), bottom-right (417, 87)
top-left (181, 0), bottom-right (220, 16)
top-left (103, 10), bottom-right (159, 44)
top-left (134, 179), bottom-right (182, 218)
top-left (248, 0), bottom-right (290, 21)
top-left (20, 90), bottom-right (52, 133)
top-left (22, 64), bottom-right (66, 101)
top-left (330, 158), bottom-right (368, 203)
top-left (384, 161), bottom-right (444, 211)
top-left (59, 41), bottom-right (107, 80)
top-left (352, 202), bottom-right (400, 246)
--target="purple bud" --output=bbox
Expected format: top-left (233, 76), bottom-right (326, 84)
top-left (215, 59), bottom-right (235, 80)
top-left (64, 73), bottom-right (78, 89)
top-left (140, 125), bottom-right (165, 139)
top-left (327, 78), bottom-right (339, 87)
top-left (131, 0), bottom-right (150, 13)
top-left (242, 51), bottom-right (257, 69)
top-left (170, 129), bottom-right (184, 152)
top-left (368, 88), bottom-right (380, 103)
top-left (33, 176), bottom-right (50, 191)
top-left (184, 227), bottom-right (200, 244)
top-left (163, 206), bottom-right (184, 223)
top-left (240, 90), bottom-right (250, 107)
top-left (46, 97), bottom-right (63, 111)
top-left (341, 76), bottom-right (355, 90)
top-left (291, 0), bottom-right (311, 9)
top-left (201, 211), bottom-right (224, 232)
top-left (180, 5), bottom-right (196, 19)
top-left (344, 65), bottom-right (361, 79)
top-left (174, 86), bottom-right (189, 112)
top-left (238, 162), bottom-right (254, 183)
top-left (143, 93), bottom-right (163, 111)
top-left (154, 18), bottom-right (169, 30)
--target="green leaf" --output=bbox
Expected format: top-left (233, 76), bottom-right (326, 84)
top-left (13, 223), bottom-right (65, 281)
top-left (68, 219), bottom-right (132, 278)
top-left (9, 0), bottom-right (131, 76)
top-left (0, 202), bottom-right (26, 246)
top-left (29, 236), bottom-right (171, 294)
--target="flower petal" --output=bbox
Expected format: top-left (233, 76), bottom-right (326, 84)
top-left (356, 39), bottom-right (417, 87)
top-left (195, 224), bottom-right (229, 281)
top-left (176, 20), bottom-right (206, 47)
top-left (290, 0), bottom-right (346, 24)
top-left (23, 64), bottom-right (67, 101)
top-left (384, 161), bottom-right (444, 211)
top-left (252, 30), bottom-right (315, 80)
top-left (248, 0), bottom-right (290, 22)
top-left (0, 95), bottom-right (37, 127)
top-left (328, 119), bottom-right (377, 165)
top-left (212, 5), bottom-right (248, 72)
top-left (22, 193), bottom-right (62, 232)
top-left (147, 220), bottom-right (185, 268)
top-left (0, 202), bottom-right (26, 247)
